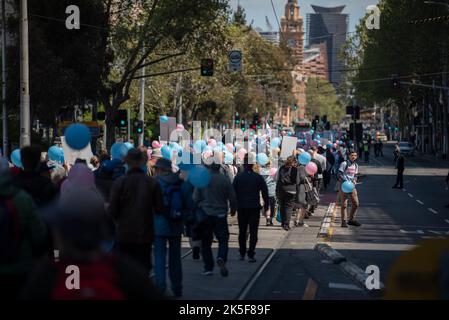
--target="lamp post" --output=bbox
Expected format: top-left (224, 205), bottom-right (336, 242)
top-left (19, 0), bottom-right (30, 147)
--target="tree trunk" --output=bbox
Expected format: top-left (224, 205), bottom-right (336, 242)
top-left (105, 105), bottom-right (116, 151)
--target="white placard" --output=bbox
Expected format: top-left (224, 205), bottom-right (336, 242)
top-left (280, 136), bottom-right (298, 160)
top-left (61, 136), bottom-right (94, 165)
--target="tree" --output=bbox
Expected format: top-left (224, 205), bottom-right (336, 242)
top-left (232, 4), bottom-right (246, 26)
top-left (306, 77), bottom-right (344, 123)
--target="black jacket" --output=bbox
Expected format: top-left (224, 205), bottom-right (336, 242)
top-left (396, 155), bottom-right (405, 171)
top-left (14, 171), bottom-right (59, 207)
top-left (233, 168), bottom-right (269, 211)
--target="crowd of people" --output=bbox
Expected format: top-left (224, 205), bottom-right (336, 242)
top-left (0, 131), bottom-right (364, 300)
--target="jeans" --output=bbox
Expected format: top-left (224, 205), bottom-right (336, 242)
top-left (154, 236), bottom-right (182, 295)
top-left (201, 216), bottom-right (230, 272)
top-left (278, 192), bottom-right (296, 226)
top-left (394, 169), bottom-right (404, 188)
top-left (237, 208), bottom-right (261, 258)
top-left (340, 189), bottom-right (359, 221)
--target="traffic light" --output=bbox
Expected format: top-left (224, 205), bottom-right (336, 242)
top-left (115, 110), bottom-right (128, 128)
top-left (235, 113), bottom-right (241, 126)
top-left (241, 120), bottom-right (246, 131)
top-left (201, 59), bottom-right (214, 77)
top-left (252, 113), bottom-right (260, 130)
top-left (134, 120), bottom-right (144, 134)
top-left (321, 115), bottom-right (328, 123)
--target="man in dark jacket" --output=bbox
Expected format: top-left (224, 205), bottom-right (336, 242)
top-left (0, 158), bottom-right (48, 300)
top-left (393, 151), bottom-right (405, 189)
top-left (108, 148), bottom-right (164, 274)
top-left (14, 146), bottom-right (59, 207)
top-left (233, 154), bottom-right (269, 263)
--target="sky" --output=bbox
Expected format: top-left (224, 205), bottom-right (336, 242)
top-left (229, 0), bottom-right (381, 33)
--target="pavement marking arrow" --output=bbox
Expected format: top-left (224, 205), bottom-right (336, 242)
top-left (408, 193), bottom-right (414, 198)
top-left (428, 208), bottom-right (438, 214)
top-left (402, 188), bottom-right (407, 192)
top-left (445, 219), bottom-right (449, 224)
top-left (416, 200), bottom-right (424, 205)
top-left (400, 229), bottom-right (424, 234)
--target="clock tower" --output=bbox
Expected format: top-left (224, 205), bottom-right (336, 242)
top-left (280, 0), bottom-right (304, 66)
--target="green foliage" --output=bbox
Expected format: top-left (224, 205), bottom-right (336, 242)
top-left (306, 77), bottom-right (345, 123)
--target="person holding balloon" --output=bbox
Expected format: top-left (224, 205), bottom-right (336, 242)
top-left (337, 150), bottom-right (361, 228)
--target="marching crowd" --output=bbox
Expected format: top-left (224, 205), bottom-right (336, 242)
top-left (0, 134), bottom-right (362, 300)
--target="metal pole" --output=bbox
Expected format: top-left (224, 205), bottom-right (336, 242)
top-left (138, 62), bottom-right (145, 146)
top-left (127, 108), bottom-right (130, 142)
top-left (1, 0), bottom-right (8, 156)
top-left (19, 0), bottom-right (30, 147)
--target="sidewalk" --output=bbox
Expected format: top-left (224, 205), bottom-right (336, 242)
top-left (179, 214), bottom-right (288, 300)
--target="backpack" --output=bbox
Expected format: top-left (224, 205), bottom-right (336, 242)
top-left (162, 181), bottom-right (184, 222)
top-left (0, 196), bottom-right (21, 263)
top-left (51, 255), bottom-right (125, 300)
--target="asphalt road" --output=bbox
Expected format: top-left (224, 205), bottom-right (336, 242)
top-left (245, 144), bottom-right (449, 300)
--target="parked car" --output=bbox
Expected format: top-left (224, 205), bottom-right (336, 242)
top-left (398, 141), bottom-right (415, 156)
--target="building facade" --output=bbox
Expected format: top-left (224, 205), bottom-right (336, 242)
top-left (306, 5), bottom-right (348, 86)
top-left (303, 42), bottom-right (329, 80)
top-left (280, 0), bottom-right (305, 66)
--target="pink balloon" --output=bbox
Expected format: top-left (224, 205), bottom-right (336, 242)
top-left (176, 124), bottom-right (184, 131)
top-left (225, 143), bottom-right (234, 153)
top-left (208, 139), bottom-right (217, 148)
top-left (152, 141), bottom-right (161, 149)
top-left (269, 167), bottom-right (277, 177)
top-left (305, 162), bottom-right (318, 176)
top-left (237, 148), bottom-right (247, 160)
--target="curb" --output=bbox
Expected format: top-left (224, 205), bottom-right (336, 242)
top-left (315, 243), bottom-right (346, 264)
top-left (315, 243), bottom-right (385, 291)
top-left (317, 203), bottom-right (336, 239)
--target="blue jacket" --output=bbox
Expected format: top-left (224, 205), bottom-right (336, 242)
top-left (154, 173), bottom-right (187, 237)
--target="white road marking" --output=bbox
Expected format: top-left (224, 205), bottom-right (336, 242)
top-left (402, 188), bottom-right (407, 192)
top-left (328, 283), bottom-right (363, 291)
top-left (416, 200), bottom-right (424, 205)
top-left (429, 230), bottom-right (442, 235)
top-left (428, 208), bottom-right (438, 214)
top-left (445, 219), bottom-right (449, 224)
top-left (400, 229), bottom-right (424, 234)
top-left (408, 193), bottom-right (414, 198)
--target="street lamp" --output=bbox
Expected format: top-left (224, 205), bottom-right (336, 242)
top-left (19, 0), bottom-right (30, 147)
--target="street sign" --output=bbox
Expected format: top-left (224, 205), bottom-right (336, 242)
top-left (228, 50), bottom-right (242, 72)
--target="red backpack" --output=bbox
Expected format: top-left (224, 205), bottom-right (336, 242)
top-left (51, 255), bottom-right (125, 300)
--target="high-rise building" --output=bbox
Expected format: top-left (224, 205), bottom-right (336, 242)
top-left (303, 43), bottom-right (329, 80)
top-left (255, 28), bottom-right (280, 46)
top-left (306, 5), bottom-right (348, 86)
top-left (280, 0), bottom-right (305, 66)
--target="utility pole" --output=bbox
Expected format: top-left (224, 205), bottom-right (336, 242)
top-left (127, 108), bottom-right (130, 142)
top-left (2, 0), bottom-right (8, 156)
top-left (138, 60), bottom-right (145, 146)
top-left (19, 0), bottom-right (30, 147)
top-left (175, 73), bottom-right (183, 125)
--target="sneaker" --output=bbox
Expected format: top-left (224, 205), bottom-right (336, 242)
top-left (202, 270), bottom-right (213, 276)
top-left (341, 220), bottom-right (348, 228)
top-left (217, 258), bottom-right (229, 277)
top-left (192, 247), bottom-right (200, 260)
top-left (297, 222), bottom-right (309, 228)
top-left (347, 220), bottom-right (362, 227)
top-left (248, 257), bottom-right (257, 263)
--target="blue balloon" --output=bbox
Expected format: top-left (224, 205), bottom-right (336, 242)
top-left (65, 124), bottom-right (91, 150)
top-left (310, 129), bottom-right (314, 134)
top-left (188, 165), bottom-right (211, 188)
top-left (124, 142), bottom-right (134, 150)
top-left (11, 149), bottom-right (22, 168)
top-left (193, 140), bottom-right (206, 153)
top-left (110, 143), bottom-right (128, 161)
top-left (316, 135), bottom-right (321, 139)
top-left (48, 146), bottom-right (64, 163)
top-left (217, 141), bottom-right (224, 147)
top-left (256, 153), bottom-right (269, 166)
top-left (160, 115), bottom-right (169, 123)
top-left (298, 152), bottom-right (311, 165)
top-left (326, 143), bottom-right (333, 149)
top-left (270, 138), bottom-right (281, 149)
top-left (341, 181), bottom-right (355, 193)
top-left (161, 145), bottom-right (172, 160)
top-left (224, 152), bottom-right (234, 165)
